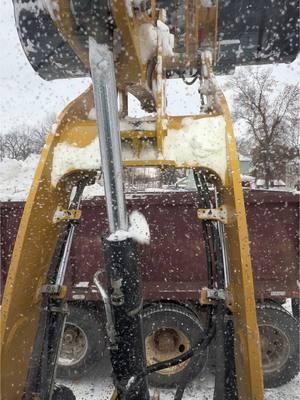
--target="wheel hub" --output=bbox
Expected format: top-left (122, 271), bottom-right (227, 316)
top-left (145, 327), bottom-right (191, 375)
top-left (58, 323), bottom-right (88, 367)
top-left (259, 324), bottom-right (290, 374)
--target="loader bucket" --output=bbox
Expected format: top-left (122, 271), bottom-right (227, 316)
top-left (216, 0), bottom-right (299, 73)
top-left (12, 0), bottom-right (111, 80)
top-left (13, 0), bottom-right (299, 81)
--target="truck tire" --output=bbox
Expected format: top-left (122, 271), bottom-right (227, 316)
top-left (56, 303), bottom-right (106, 379)
top-left (142, 303), bottom-right (208, 388)
top-left (257, 302), bottom-right (299, 388)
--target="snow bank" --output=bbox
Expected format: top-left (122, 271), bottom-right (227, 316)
top-left (0, 155), bottom-right (39, 201)
top-left (163, 115), bottom-right (227, 181)
top-left (0, 154), bottom-right (104, 202)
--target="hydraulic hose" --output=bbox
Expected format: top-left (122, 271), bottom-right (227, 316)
top-left (193, 171), bottom-right (230, 400)
top-left (125, 322), bottom-right (216, 399)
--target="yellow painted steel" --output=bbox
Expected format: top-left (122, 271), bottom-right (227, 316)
top-left (1, 0), bottom-right (264, 399)
top-left (220, 92), bottom-right (264, 399)
top-left (0, 88), bottom-right (95, 400)
top-left (0, 91), bottom-right (263, 400)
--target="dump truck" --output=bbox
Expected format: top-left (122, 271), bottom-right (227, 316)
top-left (1, 188), bottom-right (299, 389)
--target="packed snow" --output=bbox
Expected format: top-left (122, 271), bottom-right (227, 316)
top-left (0, 155), bottom-right (39, 201)
top-left (51, 115), bottom-right (226, 186)
top-left (128, 210), bottom-right (150, 244)
top-left (0, 155), bottom-right (105, 201)
top-left (157, 20), bottom-right (175, 58)
top-left (107, 210), bottom-right (150, 244)
top-left (137, 20), bottom-right (174, 64)
top-left (138, 23), bottom-right (158, 64)
top-left (163, 116), bottom-right (227, 181)
top-left (58, 368), bottom-right (300, 400)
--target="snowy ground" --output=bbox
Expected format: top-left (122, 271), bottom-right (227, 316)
top-left (60, 369), bottom-right (300, 400)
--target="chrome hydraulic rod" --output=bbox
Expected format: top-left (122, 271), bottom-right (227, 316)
top-left (89, 37), bottom-right (127, 234)
top-left (214, 187), bottom-right (230, 288)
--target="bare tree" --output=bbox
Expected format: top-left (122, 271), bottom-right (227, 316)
top-left (0, 113), bottom-right (56, 161)
top-left (229, 68), bottom-right (299, 188)
top-left (1, 131), bottom-right (33, 160)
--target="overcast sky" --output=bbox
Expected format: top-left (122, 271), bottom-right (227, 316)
top-left (0, 0), bottom-right (299, 135)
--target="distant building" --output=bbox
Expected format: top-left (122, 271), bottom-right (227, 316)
top-left (256, 179), bottom-right (286, 189)
top-left (285, 158), bottom-right (300, 190)
top-left (239, 154), bottom-right (251, 175)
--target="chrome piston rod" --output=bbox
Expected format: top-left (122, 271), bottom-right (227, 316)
top-left (89, 37), bottom-right (127, 234)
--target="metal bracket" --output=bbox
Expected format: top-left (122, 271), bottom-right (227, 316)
top-left (111, 279), bottom-right (125, 306)
top-left (200, 287), bottom-right (226, 305)
top-left (197, 205), bottom-right (228, 224)
top-left (53, 206), bottom-right (81, 223)
top-left (40, 284), bottom-right (67, 299)
top-left (94, 271), bottom-right (118, 347)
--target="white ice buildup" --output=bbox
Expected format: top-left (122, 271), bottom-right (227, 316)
top-left (157, 20), bottom-right (174, 57)
top-left (108, 211), bottom-right (150, 244)
top-left (128, 210), bottom-right (150, 244)
top-left (51, 138), bottom-right (101, 186)
top-left (88, 107), bottom-right (96, 120)
top-left (138, 24), bottom-right (158, 64)
top-left (138, 20), bottom-right (174, 64)
top-left (51, 115), bottom-right (227, 185)
top-left (163, 115), bottom-right (227, 181)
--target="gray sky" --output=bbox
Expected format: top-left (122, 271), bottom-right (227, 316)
top-left (0, 0), bottom-right (299, 135)
top-left (0, 0), bottom-right (90, 133)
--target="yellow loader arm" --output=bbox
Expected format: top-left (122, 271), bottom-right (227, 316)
top-left (2, 0), bottom-right (298, 398)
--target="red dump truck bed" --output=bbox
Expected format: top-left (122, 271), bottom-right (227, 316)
top-left (1, 189), bottom-right (299, 302)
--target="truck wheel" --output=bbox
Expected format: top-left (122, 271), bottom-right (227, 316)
top-left (257, 302), bottom-right (299, 388)
top-left (56, 303), bottom-right (106, 379)
top-left (142, 303), bottom-right (208, 388)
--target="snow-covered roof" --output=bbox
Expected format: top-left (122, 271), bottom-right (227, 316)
top-left (241, 175), bottom-right (255, 182)
top-left (239, 154), bottom-right (251, 162)
top-left (256, 179), bottom-right (286, 187)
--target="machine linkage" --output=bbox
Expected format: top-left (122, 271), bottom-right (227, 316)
top-left (23, 181), bottom-right (87, 400)
top-left (5, 0), bottom-right (295, 397)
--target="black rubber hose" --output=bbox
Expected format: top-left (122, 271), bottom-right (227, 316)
top-left (194, 172), bottom-right (228, 400)
top-left (174, 384), bottom-right (187, 400)
top-left (173, 302), bottom-right (215, 400)
top-left (181, 70), bottom-right (200, 86)
top-left (146, 326), bottom-right (215, 375)
top-left (125, 323), bottom-right (216, 399)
